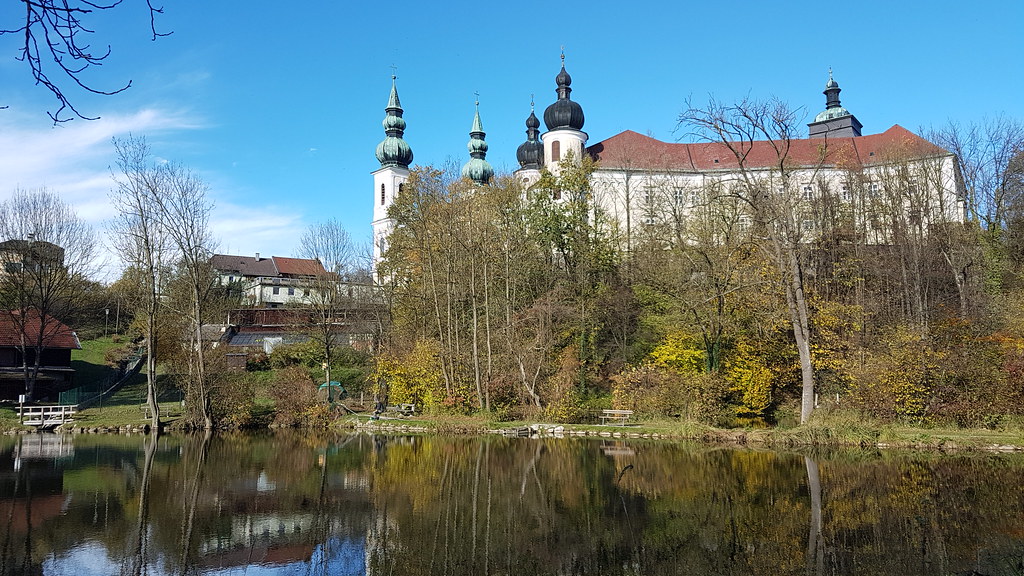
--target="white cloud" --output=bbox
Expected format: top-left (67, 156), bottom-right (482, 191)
top-left (211, 201), bottom-right (306, 259)
top-left (0, 107), bottom-right (204, 220)
top-left (0, 107), bottom-right (307, 281)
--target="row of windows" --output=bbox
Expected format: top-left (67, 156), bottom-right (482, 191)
top-left (633, 179), bottom-right (917, 208)
top-left (271, 286), bottom-right (296, 296)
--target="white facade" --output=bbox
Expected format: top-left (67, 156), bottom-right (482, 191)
top-left (542, 128), bottom-right (588, 174)
top-left (581, 126), bottom-right (965, 249)
top-left (371, 165), bottom-right (409, 273)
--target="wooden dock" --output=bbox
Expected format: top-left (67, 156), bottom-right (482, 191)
top-left (18, 405), bottom-right (76, 428)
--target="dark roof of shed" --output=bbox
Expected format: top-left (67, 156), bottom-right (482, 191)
top-left (210, 254), bottom-right (279, 277)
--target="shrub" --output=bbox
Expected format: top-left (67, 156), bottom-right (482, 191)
top-left (370, 339), bottom-right (449, 411)
top-left (246, 351), bottom-right (270, 371)
top-left (210, 372), bottom-right (258, 428)
top-left (270, 365), bottom-right (322, 427)
top-left (269, 340), bottom-right (320, 368)
top-left (542, 345), bottom-right (589, 423)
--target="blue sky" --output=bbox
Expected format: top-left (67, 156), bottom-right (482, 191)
top-left (1, 1), bottom-right (1020, 280)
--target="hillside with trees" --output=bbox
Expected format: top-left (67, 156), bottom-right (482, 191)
top-left (373, 111), bottom-right (1024, 429)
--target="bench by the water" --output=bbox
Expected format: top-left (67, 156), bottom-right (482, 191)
top-left (600, 409), bottom-right (633, 425)
top-left (386, 403), bottom-right (417, 416)
top-left (18, 405), bottom-right (76, 428)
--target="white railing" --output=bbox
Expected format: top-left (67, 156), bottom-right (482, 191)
top-left (18, 404), bottom-right (76, 427)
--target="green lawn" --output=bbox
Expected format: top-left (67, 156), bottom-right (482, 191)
top-left (70, 336), bottom-right (122, 386)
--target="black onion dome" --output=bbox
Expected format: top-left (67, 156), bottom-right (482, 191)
top-left (526, 109), bottom-right (540, 129)
top-left (517, 140), bottom-right (544, 169)
top-left (543, 64), bottom-right (585, 131)
top-left (517, 110), bottom-right (544, 169)
top-left (555, 65), bottom-right (572, 88)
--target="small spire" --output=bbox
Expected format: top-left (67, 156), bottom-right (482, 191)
top-left (518, 98), bottom-right (543, 170)
top-left (376, 72), bottom-right (412, 168)
top-left (462, 98), bottom-right (493, 185)
top-left (824, 68), bottom-right (841, 107)
top-left (471, 94), bottom-right (484, 134)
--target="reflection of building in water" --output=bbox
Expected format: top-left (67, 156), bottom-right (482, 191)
top-left (199, 512), bottom-right (315, 555)
top-left (12, 433), bottom-right (74, 468)
top-left (0, 437), bottom-right (68, 558)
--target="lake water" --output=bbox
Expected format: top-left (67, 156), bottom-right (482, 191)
top-left (1, 431), bottom-right (1022, 575)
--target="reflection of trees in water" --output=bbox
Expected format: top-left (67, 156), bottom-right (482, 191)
top-left (177, 428), bottom-right (211, 575)
top-left (365, 437), bottom-right (649, 575)
top-left (0, 465), bottom-right (31, 576)
top-left (2, 435), bottom-right (1024, 574)
top-left (121, 433), bottom-right (157, 576)
top-left (805, 456), bottom-right (822, 576)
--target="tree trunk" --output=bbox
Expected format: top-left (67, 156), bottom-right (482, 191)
top-left (782, 242), bottom-right (816, 424)
top-left (146, 306), bottom-right (160, 431)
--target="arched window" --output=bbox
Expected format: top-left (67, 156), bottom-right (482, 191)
top-left (380, 183), bottom-right (386, 205)
top-left (398, 182), bottom-right (404, 195)
top-left (551, 140), bottom-right (561, 162)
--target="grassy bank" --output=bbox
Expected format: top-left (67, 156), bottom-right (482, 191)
top-left (9, 342), bottom-right (1023, 451)
top-left (8, 398), bottom-right (1023, 451)
top-left (330, 411), bottom-right (1024, 451)
top-left (70, 336), bottom-right (122, 386)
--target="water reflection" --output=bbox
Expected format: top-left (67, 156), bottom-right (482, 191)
top-left (0, 432), bottom-right (1022, 575)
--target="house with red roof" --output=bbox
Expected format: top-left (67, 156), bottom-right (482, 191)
top-left (211, 253), bottom-right (328, 308)
top-left (0, 310), bottom-right (81, 401)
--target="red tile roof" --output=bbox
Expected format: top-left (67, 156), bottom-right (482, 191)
top-left (272, 256), bottom-right (326, 277)
top-left (0, 310), bottom-right (81, 349)
top-left (588, 125), bottom-right (950, 172)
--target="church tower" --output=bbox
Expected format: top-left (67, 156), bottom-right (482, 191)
top-left (372, 75), bottom-right (413, 277)
top-left (542, 53), bottom-right (587, 174)
top-left (461, 99), bottom-right (494, 186)
top-left (808, 70), bottom-right (863, 138)
top-left (514, 98), bottom-right (544, 186)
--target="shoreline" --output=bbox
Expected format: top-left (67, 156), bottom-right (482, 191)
top-left (5, 413), bottom-right (1023, 453)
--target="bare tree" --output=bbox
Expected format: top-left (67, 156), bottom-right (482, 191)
top-left (110, 136), bottom-right (171, 430)
top-left (1, 0), bottom-right (169, 122)
top-left (930, 116), bottom-right (1024, 232)
top-left (0, 188), bottom-right (97, 400)
top-left (111, 136), bottom-right (218, 430)
top-left (297, 219), bottom-right (357, 388)
top-left (155, 163), bottom-right (217, 429)
top-left (680, 96), bottom-right (824, 424)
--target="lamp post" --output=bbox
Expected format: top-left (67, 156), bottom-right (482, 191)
top-left (104, 308), bottom-right (109, 339)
